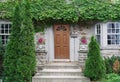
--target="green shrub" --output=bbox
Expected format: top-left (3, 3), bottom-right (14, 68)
top-left (100, 73), bottom-right (120, 82)
top-left (3, 0), bottom-right (36, 82)
top-left (104, 56), bottom-right (120, 75)
top-left (0, 37), bottom-right (5, 79)
top-left (3, 2), bottom-right (23, 82)
top-left (84, 36), bottom-right (106, 81)
top-left (104, 57), bottom-right (114, 74)
top-left (17, 0), bottom-right (36, 81)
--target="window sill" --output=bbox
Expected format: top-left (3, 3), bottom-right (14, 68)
top-left (100, 46), bottom-right (120, 50)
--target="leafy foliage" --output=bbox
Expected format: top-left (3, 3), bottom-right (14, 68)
top-left (113, 59), bottom-right (120, 73)
top-left (104, 56), bottom-right (120, 75)
top-left (3, 2), bottom-right (23, 82)
top-left (3, 4), bottom-right (21, 82)
top-left (18, 0), bottom-right (36, 81)
top-left (104, 57), bottom-right (114, 74)
top-left (0, 37), bottom-right (5, 79)
top-left (3, 0), bottom-right (36, 82)
top-left (84, 36), bottom-right (106, 81)
top-left (1, 0), bottom-right (120, 22)
top-left (101, 73), bottom-right (120, 82)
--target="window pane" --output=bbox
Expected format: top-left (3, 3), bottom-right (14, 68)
top-left (108, 24), bottom-right (112, 29)
top-left (2, 35), bottom-right (4, 39)
top-left (1, 24), bottom-right (4, 30)
top-left (108, 29), bottom-right (112, 33)
top-left (112, 24), bottom-right (115, 29)
top-left (112, 40), bottom-right (116, 44)
top-left (112, 35), bottom-right (116, 39)
top-left (96, 35), bottom-right (100, 44)
top-left (108, 35), bottom-right (112, 39)
top-left (108, 40), bottom-right (111, 44)
top-left (1, 24), bottom-right (4, 33)
top-left (97, 30), bottom-right (98, 34)
top-left (97, 30), bottom-right (100, 34)
top-left (116, 35), bottom-right (119, 39)
top-left (112, 29), bottom-right (115, 33)
top-left (5, 24), bottom-right (8, 30)
top-left (116, 29), bottom-right (120, 33)
top-left (116, 23), bottom-right (119, 28)
top-left (116, 40), bottom-right (120, 44)
top-left (5, 30), bottom-right (8, 33)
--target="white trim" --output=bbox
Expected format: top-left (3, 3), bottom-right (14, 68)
top-left (0, 34), bottom-right (10, 35)
top-left (0, 21), bottom-right (12, 24)
top-left (46, 26), bottom-right (54, 61)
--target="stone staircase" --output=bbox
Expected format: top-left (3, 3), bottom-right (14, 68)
top-left (32, 62), bottom-right (90, 82)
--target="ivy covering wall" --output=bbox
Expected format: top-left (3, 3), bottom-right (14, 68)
top-left (0, 0), bottom-right (120, 23)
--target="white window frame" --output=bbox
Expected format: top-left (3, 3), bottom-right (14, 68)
top-left (0, 21), bottom-right (12, 45)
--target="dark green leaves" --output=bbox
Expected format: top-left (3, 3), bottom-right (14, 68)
top-left (1, 0), bottom-right (120, 22)
top-left (84, 36), bottom-right (106, 81)
top-left (3, 0), bottom-right (36, 82)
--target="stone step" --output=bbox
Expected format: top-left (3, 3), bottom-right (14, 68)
top-left (36, 72), bottom-right (83, 76)
top-left (44, 65), bottom-right (79, 69)
top-left (36, 69), bottom-right (83, 76)
top-left (44, 63), bottom-right (79, 69)
top-left (33, 62), bottom-right (90, 82)
top-left (32, 76), bottom-right (90, 82)
top-left (46, 62), bottom-right (77, 66)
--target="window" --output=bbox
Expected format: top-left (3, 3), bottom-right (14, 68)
top-left (107, 22), bottom-right (120, 45)
top-left (0, 22), bottom-right (11, 45)
top-left (95, 22), bottom-right (120, 46)
top-left (95, 23), bottom-right (101, 45)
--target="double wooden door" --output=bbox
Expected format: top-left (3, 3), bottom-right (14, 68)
top-left (54, 24), bottom-right (69, 59)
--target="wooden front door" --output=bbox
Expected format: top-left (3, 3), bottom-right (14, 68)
top-left (54, 24), bottom-right (70, 59)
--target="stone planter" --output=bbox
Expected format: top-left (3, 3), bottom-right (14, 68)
top-left (36, 50), bottom-right (47, 71)
top-left (37, 45), bottom-right (45, 50)
top-left (78, 45), bottom-right (88, 70)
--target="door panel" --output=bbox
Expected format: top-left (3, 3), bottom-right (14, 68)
top-left (54, 24), bottom-right (69, 59)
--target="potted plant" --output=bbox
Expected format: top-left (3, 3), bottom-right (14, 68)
top-left (81, 36), bottom-right (87, 45)
top-left (37, 37), bottom-right (45, 50)
top-left (79, 36), bottom-right (88, 51)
